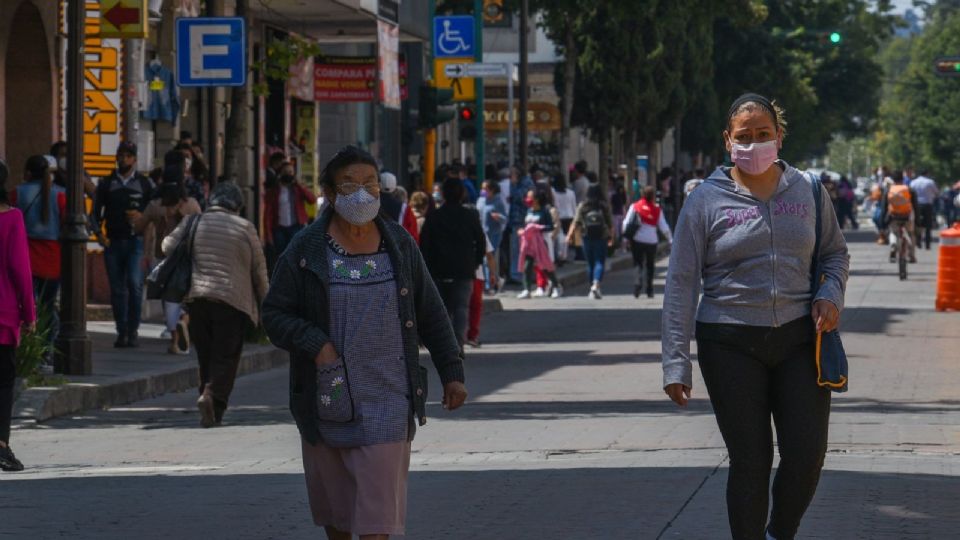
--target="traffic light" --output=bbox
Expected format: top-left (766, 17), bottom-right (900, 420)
top-left (419, 85), bottom-right (456, 129)
top-left (934, 56), bottom-right (960, 77)
top-left (829, 32), bottom-right (841, 44)
top-left (459, 106), bottom-right (475, 122)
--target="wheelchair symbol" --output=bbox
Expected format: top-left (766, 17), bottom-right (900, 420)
top-left (437, 20), bottom-right (471, 56)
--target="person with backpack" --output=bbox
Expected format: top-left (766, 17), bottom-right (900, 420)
top-left (879, 171), bottom-right (918, 263)
top-left (567, 184), bottom-right (614, 299)
top-left (10, 155), bottom-right (65, 370)
top-left (623, 185), bottom-right (673, 298)
top-left (93, 141), bottom-right (153, 348)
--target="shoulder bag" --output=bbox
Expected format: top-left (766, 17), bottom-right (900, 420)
top-left (146, 214), bottom-right (201, 303)
top-left (809, 173), bottom-right (849, 392)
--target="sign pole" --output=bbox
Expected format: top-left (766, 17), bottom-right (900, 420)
top-left (473, 2), bottom-right (484, 186)
top-left (206, 1), bottom-right (219, 183)
top-left (58, 0), bottom-right (92, 375)
top-left (507, 63), bottom-right (514, 169)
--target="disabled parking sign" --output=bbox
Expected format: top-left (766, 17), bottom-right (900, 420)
top-left (433, 16), bottom-right (474, 58)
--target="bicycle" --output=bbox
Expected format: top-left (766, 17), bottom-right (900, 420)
top-left (889, 216), bottom-right (912, 281)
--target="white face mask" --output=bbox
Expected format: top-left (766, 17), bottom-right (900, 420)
top-left (184, 158), bottom-right (193, 171)
top-left (334, 189), bottom-right (380, 226)
top-left (57, 157), bottom-right (67, 171)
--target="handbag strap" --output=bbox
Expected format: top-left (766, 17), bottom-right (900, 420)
top-left (808, 172), bottom-right (823, 295)
top-left (185, 214), bottom-right (202, 257)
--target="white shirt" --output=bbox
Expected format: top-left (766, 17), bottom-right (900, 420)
top-left (573, 176), bottom-right (589, 204)
top-left (910, 176), bottom-right (939, 205)
top-left (553, 189), bottom-right (578, 219)
top-left (623, 202), bottom-right (673, 245)
top-left (498, 179), bottom-right (511, 208)
top-left (278, 186), bottom-right (294, 227)
top-left (475, 235), bottom-right (495, 280)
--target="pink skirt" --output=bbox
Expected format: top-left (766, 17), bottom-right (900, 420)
top-left (301, 439), bottom-right (412, 536)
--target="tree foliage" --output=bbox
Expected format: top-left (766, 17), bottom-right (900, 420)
top-left (876, 8), bottom-right (960, 180)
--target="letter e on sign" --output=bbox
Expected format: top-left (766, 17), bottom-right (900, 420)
top-left (176, 17), bottom-right (246, 87)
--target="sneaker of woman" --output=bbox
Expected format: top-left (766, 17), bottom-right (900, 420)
top-left (589, 283), bottom-right (602, 299)
top-left (550, 285), bottom-right (564, 299)
top-left (532, 287), bottom-right (547, 298)
top-left (517, 289), bottom-right (531, 299)
top-left (0, 445), bottom-right (24, 472)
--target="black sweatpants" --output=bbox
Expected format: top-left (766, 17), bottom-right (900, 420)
top-left (0, 345), bottom-right (16, 444)
top-left (630, 241), bottom-right (658, 294)
top-left (917, 203), bottom-right (935, 250)
top-left (189, 299), bottom-right (248, 418)
top-left (696, 316), bottom-right (831, 540)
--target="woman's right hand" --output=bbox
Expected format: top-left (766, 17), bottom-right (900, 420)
top-left (314, 342), bottom-right (339, 367)
top-left (22, 321), bottom-right (36, 335)
top-left (665, 383), bottom-right (691, 407)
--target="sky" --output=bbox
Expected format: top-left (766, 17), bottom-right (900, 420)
top-left (889, 0), bottom-right (916, 13)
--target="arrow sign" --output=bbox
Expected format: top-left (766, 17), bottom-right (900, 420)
top-left (444, 63), bottom-right (467, 77)
top-left (445, 62), bottom-right (509, 78)
top-left (99, 0), bottom-right (148, 39)
top-left (104, 4), bottom-right (140, 26)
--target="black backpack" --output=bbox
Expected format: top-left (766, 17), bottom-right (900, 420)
top-left (583, 206), bottom-right (606, 240)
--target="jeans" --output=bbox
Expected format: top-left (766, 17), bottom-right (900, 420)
top-left (582, 237), bottom-right (607, 284)
top-left (104, 236), bottom-right (145, 338)
top-left (273, 224), bottom-right (303, 261)
top-left (435, 279), bottom-right (474, 348)
top-left (190, 299), bottom-right (248, 420)
top-left (630, 241), bottom-right (658, 295)
top-left (696, 317), bottom-right (831, 540)
top-left (164, 301), bottom-right (182, 333)
top-left (507, 226), bottom-right (523, 282)
top-left (32, 277), bottom-right (60, 360)
top-left (0, 346), bottom-right (14, 444)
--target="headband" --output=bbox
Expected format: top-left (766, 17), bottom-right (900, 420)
top-left (728, 93), bottom-right (778, 125)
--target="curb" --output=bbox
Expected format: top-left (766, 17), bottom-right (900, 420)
top-left (14, 345), bottom-right (287, 423)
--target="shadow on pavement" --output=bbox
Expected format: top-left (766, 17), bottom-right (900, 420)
top-left (2, 467), bottom-right (958, 539)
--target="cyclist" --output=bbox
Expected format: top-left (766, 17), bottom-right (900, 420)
top-left (880, 171), bottom-right (917, 264)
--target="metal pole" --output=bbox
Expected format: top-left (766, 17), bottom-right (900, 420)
top-left (519, 0), bottom-right (529, 172)
top-left (507, 63), bottom-right (514, 169)
top-left (58, 0), bottom-right (92, 375)
top-left (207, 1), bottom-right (218, 182)
top-left (474, 0), bottom-right (484, 185)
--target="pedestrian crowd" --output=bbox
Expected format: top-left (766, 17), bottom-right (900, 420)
top-left (10, 92), bottom-right (959, 540)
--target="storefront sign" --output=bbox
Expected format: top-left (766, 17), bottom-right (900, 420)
top-left (314, 56), bottom-right (408, 102)
top-left (377, 20), bottom-right (401, 110)
top-left (61, 1), bottom-right (125, 178)
top-left (483, 102), bottom-right (560, 132)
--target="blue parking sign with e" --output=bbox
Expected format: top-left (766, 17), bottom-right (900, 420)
top-left (434, 16), bottom-right (475, 58)
top-left (176, 17), bottom-right (246, 87)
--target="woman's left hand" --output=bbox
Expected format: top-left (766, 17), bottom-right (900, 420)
top-left (812, 300), bottom-right (840, 333)
top-left (442, 381), bottom-right (468, 411)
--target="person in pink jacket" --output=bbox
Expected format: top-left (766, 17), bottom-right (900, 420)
top-left (516, 220), bottom-right (559, 299)
top-left (0, 158), bottom-right (36, 472)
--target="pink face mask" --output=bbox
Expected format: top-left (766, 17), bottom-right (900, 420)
top-left (730, 139), bottom-right (779, 175)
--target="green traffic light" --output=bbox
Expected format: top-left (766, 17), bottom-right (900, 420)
top-left (829, 32), bottom-right (841, 44)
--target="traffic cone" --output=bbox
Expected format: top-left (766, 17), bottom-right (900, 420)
top-left (935, 223), bottom-right (960, 312)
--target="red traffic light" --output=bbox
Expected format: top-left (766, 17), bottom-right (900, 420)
top-left (459, 106), bottom-right (475, 122)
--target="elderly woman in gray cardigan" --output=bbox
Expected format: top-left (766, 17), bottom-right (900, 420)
top-left (163, 181), bottom-right (269, 428)
top-left (262, 146), bottom-right (467, 540)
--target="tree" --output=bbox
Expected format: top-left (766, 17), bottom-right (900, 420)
top-left (877, 8), bottom-right (960, 180)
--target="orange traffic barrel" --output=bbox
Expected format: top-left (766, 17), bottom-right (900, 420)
top-left (936, 223), bottom-right (960, 311)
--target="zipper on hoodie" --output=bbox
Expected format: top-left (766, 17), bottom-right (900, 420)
top-left (767, 199), bottom-right (780, 327)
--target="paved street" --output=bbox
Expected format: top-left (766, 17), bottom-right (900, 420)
top-left (3, 228), bottom-right (960, 539)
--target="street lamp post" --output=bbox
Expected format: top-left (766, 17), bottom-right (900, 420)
top-left (57, 0), bottom-right (92, 375)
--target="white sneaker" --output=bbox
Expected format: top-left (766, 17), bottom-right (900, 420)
top-left (550, 286), bottom-right (563, 299)
top-left (159, 329), bottom-right (172, 340)
top-left (592, 287), bottom-right (602, 300)
top-left (532, 287), bottom-right (547, 298)
top-left (517, 290), bottom-right (531, 299)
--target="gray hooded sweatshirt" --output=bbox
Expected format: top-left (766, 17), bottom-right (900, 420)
top-left (661, 163), bottom-right (849, 389)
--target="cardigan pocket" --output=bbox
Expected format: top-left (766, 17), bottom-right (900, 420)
top-left (315, 357), bottom-right (356, 423)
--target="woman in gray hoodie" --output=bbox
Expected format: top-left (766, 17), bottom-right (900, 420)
top-left (661, 94), bottom-right (849, 540)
